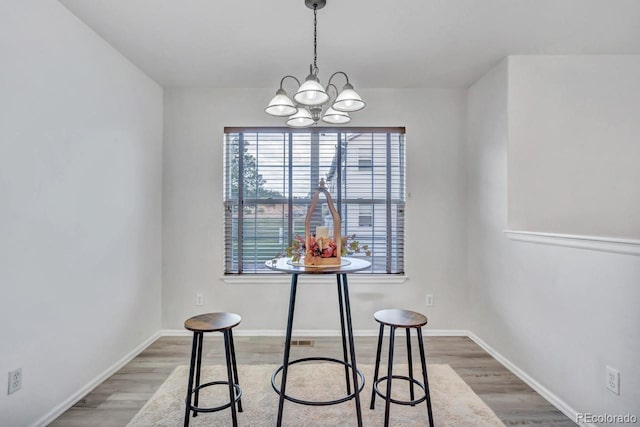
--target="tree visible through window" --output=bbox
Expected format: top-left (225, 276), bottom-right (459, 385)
top-left (223, 128), bottom-right (405, 274)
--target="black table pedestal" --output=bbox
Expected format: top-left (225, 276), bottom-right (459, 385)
top-left (275, 273), bottom-right (364, 427)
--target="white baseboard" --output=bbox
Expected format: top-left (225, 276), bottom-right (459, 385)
top-left (467, 332), bottom-right (590, 427)
top-left (159, 328), bottom-right (469, 337)
top-left (32, 331), bottom-right (161, 427)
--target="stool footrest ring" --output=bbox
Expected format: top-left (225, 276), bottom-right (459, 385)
top-left (187, 381), bottom-right (242, 413)
top-left (373, 375), bottom-right (427, 406)
top-left (271, 356), bottom-right (365, 406)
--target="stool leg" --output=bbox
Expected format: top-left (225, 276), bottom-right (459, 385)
top-left (417, 328), bottom-right (434, 427)
top-left (223, 330), bottom-right (238, 427)
top-left (192, 332), bottom-right (204, 417)
top-left (406, 328), bottom-right (415, 406)
top-left (370, 323), bottom-right (384, 409)
top-left (336, 274), bottom-right (351, 395)
top-left (228, 329), bottom-right (243, 412)
top-left (183, 332), bottom-right (199, 427)
top-left (384, 326), bottom-right (396, 427)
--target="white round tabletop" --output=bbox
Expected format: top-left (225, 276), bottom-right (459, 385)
top-left (265, 257), bottom-right (371, 274)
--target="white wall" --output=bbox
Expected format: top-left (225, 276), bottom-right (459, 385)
top-left (467, 58), bottom-right (640, 424)
top-left (7, 5), bottom-right (636, 425)
top-left (0, 1), bottom-right (163, 426)
top-left (162, 88), bottom-right (468, 332)
top-left (508, 56), bottom-right (640, 239)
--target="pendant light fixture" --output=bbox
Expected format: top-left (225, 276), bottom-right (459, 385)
top-left (265, 0), bottom-right (365, 127)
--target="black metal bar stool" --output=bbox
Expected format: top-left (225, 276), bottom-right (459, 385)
top-left (370, 309), bottom-right (435, 427)
top-left (183, 312), bottom-right (243, 427)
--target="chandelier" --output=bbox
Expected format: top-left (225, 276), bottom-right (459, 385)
top-left (265, 0), bottom-right (366, 127)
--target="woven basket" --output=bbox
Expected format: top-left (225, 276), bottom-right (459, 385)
top-left (304, 179), bottom-right (341, 266)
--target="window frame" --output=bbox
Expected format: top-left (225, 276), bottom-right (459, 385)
top-left (223, 127), bottom-right (406, 276)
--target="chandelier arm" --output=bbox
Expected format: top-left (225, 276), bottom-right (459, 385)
top-left (327, 71), bottom-right (351, 86)
top-left (279, 75), bottom-right (302, 90)
top-left (325, 83), bottom-right (340, 99)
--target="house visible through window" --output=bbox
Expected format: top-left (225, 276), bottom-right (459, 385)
top-left (223, 127), bottom-right (405, 274)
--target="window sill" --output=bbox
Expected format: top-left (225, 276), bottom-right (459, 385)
top-left (221, 274), bottom-right (408, 285)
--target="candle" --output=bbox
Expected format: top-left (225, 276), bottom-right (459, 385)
top-left (316, 226), bottom-right (330, 239)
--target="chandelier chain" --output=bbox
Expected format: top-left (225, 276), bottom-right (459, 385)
top-left (313, 4), bottom-right (318, 73)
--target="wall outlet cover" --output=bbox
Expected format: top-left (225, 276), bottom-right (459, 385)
top-left (8, 368), bottom-right (22, 395)
top-left (426, 294), bottom-right (434, 306)
top-left (606, 366), bottom-right (620, 395)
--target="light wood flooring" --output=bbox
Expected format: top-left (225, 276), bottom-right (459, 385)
top-left (50, 336), bottom-right (575, 426)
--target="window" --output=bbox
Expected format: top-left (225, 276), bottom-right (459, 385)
top-left (224, 127), bottom-right (405, 274)
top-left (358, 158), bottom-right (373, 170)
top-left (358, 205), bottom-right (373, 227)
top-left (357, 149), bottom-right (373, 170)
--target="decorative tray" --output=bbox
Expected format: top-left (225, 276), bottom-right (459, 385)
top-left (287, 258), bottom-right (351, 268)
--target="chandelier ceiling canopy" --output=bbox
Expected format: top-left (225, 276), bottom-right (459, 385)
top-left (265, 0), bottom-right (365, 127)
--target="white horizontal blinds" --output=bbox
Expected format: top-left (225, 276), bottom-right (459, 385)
top-left (242, 132), bottom-right (289, 273)
top-left (338, 132), bottom-right (405, 273)
top-left (223, 133), bottom-right (240, 273)
top-left (223, 128), bottom-right (405, 274)
top-left (390, 133), bottom-right (405, 273)
top-left (245, 132), bottom-right (289, 273)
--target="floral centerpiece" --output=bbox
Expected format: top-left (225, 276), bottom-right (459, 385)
top-left (283, 233), bottom-right (370, 264)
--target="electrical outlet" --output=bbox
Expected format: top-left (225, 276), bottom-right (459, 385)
top-left (606, 366), bottom-right (620, 395)
top-left (8, 368), bottom-right (21, 395)
top-left (425, 294), bottom-right (433, 306)
top-left (196, 293), bottom-right (204, 306)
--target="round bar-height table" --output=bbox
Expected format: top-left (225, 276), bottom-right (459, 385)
top-left (265, 256), bottom-right (371, 427)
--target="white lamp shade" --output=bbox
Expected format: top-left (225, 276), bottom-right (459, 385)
top-left (293, 78), bottom-right (330, 106)
top-left (286, 107), bottom-right (315, 127)
top-left (265, 89), bottom-right (297, 117)
top-left (322, 107), bottom-right (351, 124)
top-left (332, 83), bottom-right (365, 112)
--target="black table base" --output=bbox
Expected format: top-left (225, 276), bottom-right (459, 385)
top-left (275, 273), bottom-right (364, 427)
top-left (271, 356), bottom-right (365, 405)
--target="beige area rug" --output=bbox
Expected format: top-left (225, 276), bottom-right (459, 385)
top-left (127, 363), bottom-right (505, 427)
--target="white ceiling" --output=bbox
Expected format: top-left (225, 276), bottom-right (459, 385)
top-left (59, 0), bottom-right (640, 88)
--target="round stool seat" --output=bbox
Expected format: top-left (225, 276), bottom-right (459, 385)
top-left (185, 312), bottom-right (241, 333)
top-left (374, 309), bottom-right (427, 328)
